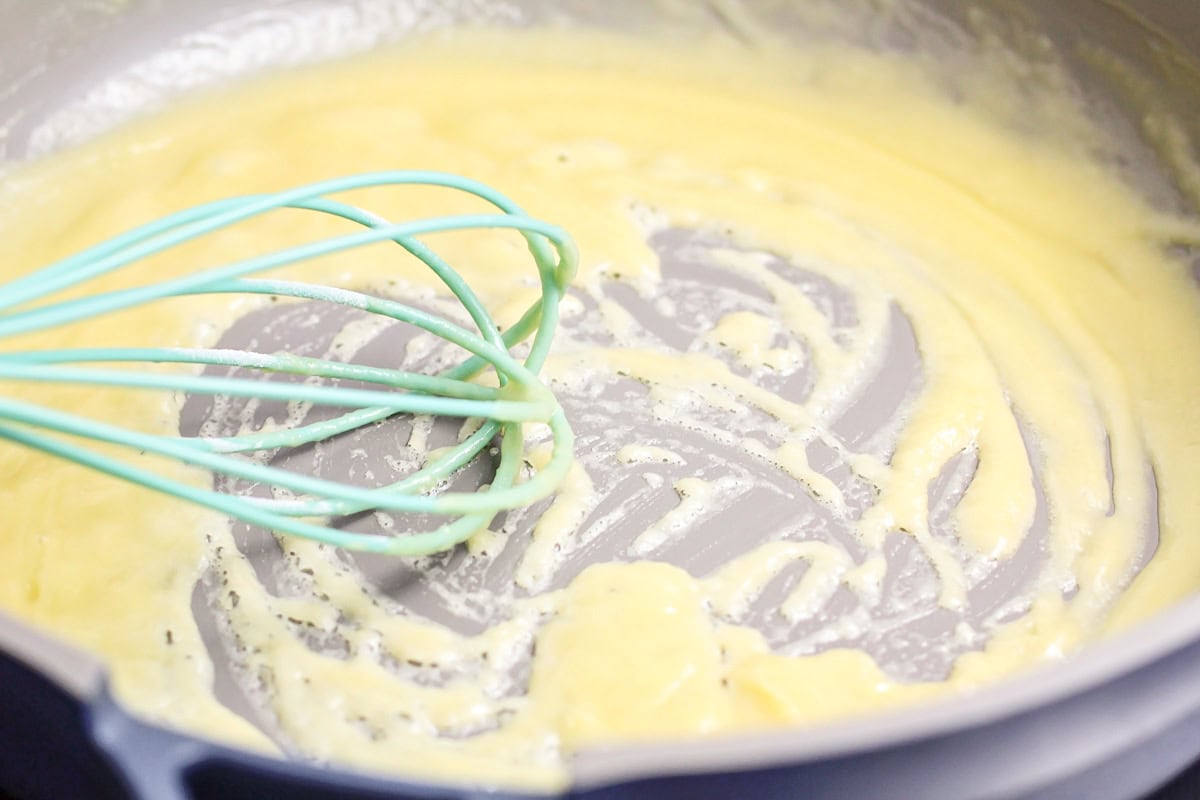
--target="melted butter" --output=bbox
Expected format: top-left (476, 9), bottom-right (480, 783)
top-left (0, 23), bottom-right (1199, 793)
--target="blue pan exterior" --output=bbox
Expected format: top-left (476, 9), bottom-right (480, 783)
top-left (3, 625), bottom-right (1200, 800)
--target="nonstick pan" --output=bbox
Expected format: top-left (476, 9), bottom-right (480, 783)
top-left (1, 2), bottom-right (1200, 798)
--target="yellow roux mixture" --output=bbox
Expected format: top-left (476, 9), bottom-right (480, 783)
top-left (2, 26), bottom-right (1200, 791)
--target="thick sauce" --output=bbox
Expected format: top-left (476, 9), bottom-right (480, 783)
top-left (1, 25), bottom-right (1200, 791)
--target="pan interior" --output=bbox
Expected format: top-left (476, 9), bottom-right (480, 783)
top-left (0, 0), bottom-right (1199, 792)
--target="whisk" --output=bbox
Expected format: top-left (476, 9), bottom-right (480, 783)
top-left (0, 171), bottom-right (578, 556)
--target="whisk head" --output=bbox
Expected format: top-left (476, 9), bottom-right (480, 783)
top-left (0, 171), bottom-right (578, 556)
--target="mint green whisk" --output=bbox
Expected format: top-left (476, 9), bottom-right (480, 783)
top-left (0, 171), bottom-right (578, 556)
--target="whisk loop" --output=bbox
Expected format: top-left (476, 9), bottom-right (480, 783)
top-left (0, 171), bottom-right (578, 556)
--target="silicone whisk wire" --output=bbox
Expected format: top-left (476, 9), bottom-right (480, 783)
top-left (0, 171), bottom-right (578, 556)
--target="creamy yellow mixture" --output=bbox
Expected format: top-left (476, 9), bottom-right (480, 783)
top-left (2, 20), bottom-right (1200, 793)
